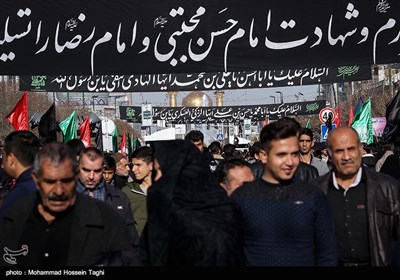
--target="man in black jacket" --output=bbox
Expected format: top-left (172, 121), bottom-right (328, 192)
top-left (0, 142), bottom-right (134, 266)
top-left (312, 127), bottom-right (400, 266)
top-left (76, 147), bottom-right (141, 265)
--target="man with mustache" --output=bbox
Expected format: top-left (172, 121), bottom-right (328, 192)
top-left (0, 142), bottom-right (135, 266)
top-left (312, 127), bottom-right (400, 266)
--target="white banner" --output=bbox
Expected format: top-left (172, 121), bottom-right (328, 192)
top-left (141, 104), bottom-right (153, 127)
top-left (244, 119), bottom-right (251, 135)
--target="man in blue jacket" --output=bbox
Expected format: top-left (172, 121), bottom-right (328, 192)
top-left (231, 117), bottom-right (337, 266)
top-left (0, 131), bottom-right (40, 219)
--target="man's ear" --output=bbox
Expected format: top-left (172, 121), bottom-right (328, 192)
top-left (31, 171), bottom-right (40, 191)
top-left (7, 153), bottom-right (18, 168)
top-left (258, 150), bottom-right (267, 164)
top-left (311, 140), bottom-right (315, 148)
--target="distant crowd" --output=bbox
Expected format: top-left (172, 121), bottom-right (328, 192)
top-left (0, 117), bottom-right (400, 267)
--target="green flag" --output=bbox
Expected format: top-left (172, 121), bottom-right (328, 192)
top-left (59, 111), bottom-right (77, 143)
top-left (305, 118), bottom-right (311, 129)
top-left (111, 126), bottom-right (119, 153)
top-left (351, 98), bottom-right (374, 144)
top-left (131, 135), bottom-right (137, 151)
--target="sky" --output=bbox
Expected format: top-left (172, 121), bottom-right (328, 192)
top-left (129, 84), bottom-right (320, 107)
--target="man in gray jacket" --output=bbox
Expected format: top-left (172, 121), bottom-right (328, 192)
top-left (298, 127), bottom-right (330, 176)
top-left (312, 127), bottom-right (400, 266)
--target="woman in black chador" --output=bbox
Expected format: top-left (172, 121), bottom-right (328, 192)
top-left (140, 140), bottom-right (245, 266)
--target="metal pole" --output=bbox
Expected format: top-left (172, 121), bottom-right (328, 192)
top-left (276, 91), bottom-right (283, 103)
top-left (92, 95), bottom-right (98, 111)
top-left (82, 92), bottom-right (85, 109)
top-left (114, 96), bottom-right (117, 118)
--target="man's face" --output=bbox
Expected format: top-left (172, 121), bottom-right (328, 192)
top-left (116, 158), bottom-right (130, 177)
top-left (221, 166), bottom-right (254, 196)
top-left (79, 154), bottom-right (103, 189)
top-left (33, 159), bottom-right (77, 214)
top-left (264, 136), bottom-right (300, 183)
top-left (298, 134), bottom-right (313, 155)
top-left (131, 158), bottom-right (153, 181)
top-left (328, 129), bottom-right (363, 178)
top-left (102, 168), bottom-right (115, 184)
top-left (191, 140), bottom-right (204, 153)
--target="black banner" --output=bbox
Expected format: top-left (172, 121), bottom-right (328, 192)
top-left (119, 100), bottom-right (326, 124)
top-left (19, 65), bottom-right (371, 92)
top-left (0, 0), bottom-right (399, 75)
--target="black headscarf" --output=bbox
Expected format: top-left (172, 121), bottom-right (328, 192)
top-left (140, 140), bottom-right (245, 266)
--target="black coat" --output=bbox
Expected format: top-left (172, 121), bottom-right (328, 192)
top-left (295, 162), bottom-right (319, 182)
top-left (312, 168), bottom-right (400, 266)
top-left (141, 140), bottom-right (245, 266)
top-left (0, 193), bottom-right (135, 266)
top-left (251, 161), bottom-right (318, 182)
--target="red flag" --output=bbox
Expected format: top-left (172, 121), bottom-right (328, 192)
top-left (348, 106), bottom-right (354, 126)
top-left (335, 101), bottom-right (341, 127)
top-left (6, 92), bottom-right (29, 130)
top-left (79, 115), bottom-right (92, 147)
top-left (120, 129), bottom-right (127, 156)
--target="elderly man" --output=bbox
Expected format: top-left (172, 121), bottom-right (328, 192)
top-left (111, 152), bottom-right (132, 189)
top-left (214, 158), bottom-right (254, 196)
top-left (0, 142), bottom-right (134, 266)
top-left (312, 127), bottom-right (400, 266)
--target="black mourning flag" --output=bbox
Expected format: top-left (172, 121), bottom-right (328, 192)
top-left (127, 133), bottom-right (132, 156)
top-left (38, 103), bottom-right (57, 139)
top-left (95, 122), bottom-right (103, 152)
top-left (382, 90), bottom-right (400, 142)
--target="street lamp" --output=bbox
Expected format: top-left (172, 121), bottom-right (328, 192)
top-left (270, 95), bottom-right (276, 104)
top-left (92, 95), bottom-right (98, 111)
top-left (113, 96), bottom-right (118, 118)
top-left (276, 91), bottom-right (283, 104)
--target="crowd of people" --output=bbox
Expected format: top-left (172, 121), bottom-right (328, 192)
top-left (0, 117), bottom-right (400, 267)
